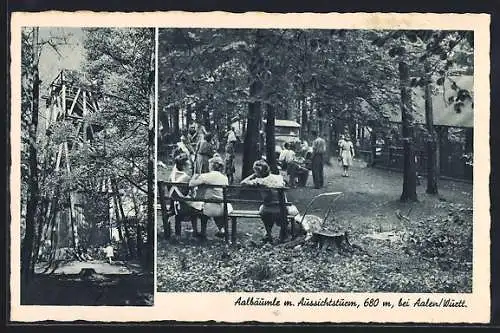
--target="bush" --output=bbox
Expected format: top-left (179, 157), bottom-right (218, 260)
top-left (404, 205), bottom-right (472, 267)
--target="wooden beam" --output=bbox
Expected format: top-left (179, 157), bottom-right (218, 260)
top-left (82, 91), bottom-right (87, 116)
top-left (64, 142), bottom-right (71, 174)
top-left (55, 143), bottom-right (63, 172)
top-left (74, 122), bottom-right (82, 141)
top-left (67, 88), bottom-right (81, 116)
top-left (88, 91), bottom-right (97, 114)
top-left (62, 85), bottom-right (67, 116)
top-left (69, 192), bottom-right (79, 250)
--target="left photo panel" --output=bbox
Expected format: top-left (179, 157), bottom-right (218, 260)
top-left (18, 27), bottom-right (156, 306)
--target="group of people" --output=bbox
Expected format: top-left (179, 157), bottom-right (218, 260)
top-left (172, 122), bottom-right (238, 184)
top-left (278, 141), bottom-right (309, 188)
top-left (166, 124), bottom-right (357, 242)
top-left (169, 151), bottom-right (297, 243)
top-left (278, 131), bottom-right (328, 189)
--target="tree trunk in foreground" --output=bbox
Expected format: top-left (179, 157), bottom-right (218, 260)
top-left (265, 103), bottom-right (278, 174)
top-left (424, 61), bottom-right (438, 194)
top-left (21, 27), bottom-right (40, 286)
top-left (398, 61), bottom-right (418, 202)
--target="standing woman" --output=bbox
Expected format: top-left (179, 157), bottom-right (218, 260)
top-left (340, 134), bottom-right (355, 177)
top-left (224, 141), bottom-right (236, 184)
top-left (195, 132), bottom-right (214, 174)
top-left (337, 135), bottom-right (346, 166)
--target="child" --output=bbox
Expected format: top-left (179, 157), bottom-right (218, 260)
top-left (104, 243), bottom-right (114, 264)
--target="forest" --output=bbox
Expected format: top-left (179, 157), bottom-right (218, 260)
top-left (158, 29), bottom-right (474, 196)
top-left (20, 27), bottom-right (155, 305)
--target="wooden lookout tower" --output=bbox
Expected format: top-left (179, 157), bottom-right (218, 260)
top-left (39, 69), bottom-right (115, 261)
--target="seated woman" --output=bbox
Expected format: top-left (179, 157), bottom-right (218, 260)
top-left (241, 159), bottom-right (298, 243)
top-left (169, 153), bottom-right (202, 237)
top-left (189, 155), bottom-right (233, 240)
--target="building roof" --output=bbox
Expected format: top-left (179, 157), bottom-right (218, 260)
top-left (268, 119), bottom-right (301, 128)
top-left (384, 75), bottom-right (473, 128)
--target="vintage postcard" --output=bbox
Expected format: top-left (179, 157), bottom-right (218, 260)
top-left (10, 11), bottom-right (490, 323)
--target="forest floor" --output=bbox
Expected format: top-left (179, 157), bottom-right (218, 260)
top-left (156, 154), bottom-right (473, 293)
top-left (22, 260), bottom-right (154, 306)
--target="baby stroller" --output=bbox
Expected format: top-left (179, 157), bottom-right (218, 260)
top-left (293, 192), bottom-right (344, 240)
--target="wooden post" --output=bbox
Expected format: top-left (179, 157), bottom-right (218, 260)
top-left (62, 84), bottom-right (66, 115)
top-left (68, 88), bottom-right (81, 116)
top-left (55, 143), bottom-right (63, 172)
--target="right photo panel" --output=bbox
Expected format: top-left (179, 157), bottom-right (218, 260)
top-left (156, 28), bottom-right (474, 294)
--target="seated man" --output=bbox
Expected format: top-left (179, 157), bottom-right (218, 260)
top-left (288, 156), bottom-right (310, 187)
top-left (278, 142), bottom-right (295, 170)
top-left (169, 153), bottom-right (202, 237)
top-left (189, 155), bottom-right (233, 240)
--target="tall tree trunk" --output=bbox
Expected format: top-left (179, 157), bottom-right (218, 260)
top-left (265, 103), bottom-right (278, 174)
top-left (69, 195), bottom-right (78, 251)
top-left (370, 127), bottom-right (377, 166)
top-left (424, 62), bottom-right (438, 194)
top-left (21, 27), bottom-right (40, 286)
top-left (136, 222), bottom-right (143, 259)
top-left (172, 107), bottom-right (180, 141)
top-left (158, 108), bottom-right (169, 146)
top-left (131, 188), bottom-right (143, 258)
top-left (399, 61), bottom-right (418, 202)
top-left (112, 181), bottom-right (134, 257)
top-left (146, 33), bottom-right (155, 271)
top-left (203, 103), bottom-right (211, 131)
top-left (111, 192), bottom-right (125, 246)
top-left (242, 31), bottom-right (264, 178)
top-left (31, 199), bottom-right (48, 272)
top-left (300, 83), bottom-right (308, 140)
top-left (186, 103), bottom-right (192, 131)
top-left (437, 126), bottom-right (449, 177)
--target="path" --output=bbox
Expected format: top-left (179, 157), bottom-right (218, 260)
top-left (157, 154), bottom-right (472, 241)
top-left (34, 259), bottom-right (144, 275)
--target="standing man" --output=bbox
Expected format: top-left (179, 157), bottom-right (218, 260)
top-left (311, 131), bottom-right (326, 189)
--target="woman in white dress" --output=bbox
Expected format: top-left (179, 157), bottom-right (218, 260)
top-left (189, 155), bottom-right (233, 240)
top-left (340, 135), bottom-right (355, 177)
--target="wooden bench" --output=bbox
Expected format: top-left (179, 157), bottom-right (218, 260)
top-left (157, 181), bottom-right (298, 243)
